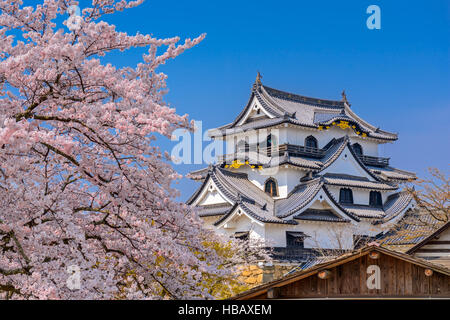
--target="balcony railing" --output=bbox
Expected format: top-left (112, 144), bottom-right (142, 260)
top-left (262, 144), bottom-right (325, 158)
top-left (357, 154), bottom-right (389, 167)
top-left (232, 144), bottom-right (325, 158)
top-left (218, 143), bottom-right (390, 167)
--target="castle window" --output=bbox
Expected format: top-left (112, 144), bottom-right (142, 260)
top-left (266, 133), bottom-right (277, 148)
top-left (286, 232), bottom-right (305, 248)
top-left (264, 178), bottom-right (278, 197)
top-left (234, 231), bottom-right (249, 241)
top-left (352, 143), bottom-right (363, 155)
top-left (369, 191), bottom-right (382, 207)
top-left (339, 188), bottom-right (353, 204)
top-left (236, 139), bottom-right (249, 152)
top-left (305, 135), bottom-right (318, 149)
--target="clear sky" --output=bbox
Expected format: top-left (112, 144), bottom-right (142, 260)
top-left (90, 0), bottom-right (449, 200)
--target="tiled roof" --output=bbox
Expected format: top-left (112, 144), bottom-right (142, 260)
top-left (285, 256), bottom-right (335, 275)
top-left (275, 178), bottom-right (323, 218)
top-left (213, 199), bottom-right (297, 226)
top-left (210, 79), bottom-right (398, 141)
top-left (196, 203), bottom-right (233, 217)
top-left (263, 85), bottom-right (344, 109)
top-left (313, 112), bottom-right (347, 123)
top-left (294, 209), bottom-right (349, 222)
top-left (188, 164), bottom-right (411, 226)
top-left (374, 191), bottom-right (414, 224)
top-left (369, 166), bottom-right (417, 182)
top-left (238, 199), bottom-right (297, 225)
top-left (323, 173), bottom-right (398, 190)
top-left (406, 221), bottom-right (450, 254)
top-left (341, 204), bottom-right (385, 218)
top-left (187, 166), bottom-right (210, 181)
top-left (318, 136), bottom-right (348, 170)
top-left (208, 117), bottom-right (315, 137)
top-left (379, 211), bottom-right (444, 247)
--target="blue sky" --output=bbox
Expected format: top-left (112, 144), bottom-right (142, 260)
top-left (89, 0), bottom-right (448, 200)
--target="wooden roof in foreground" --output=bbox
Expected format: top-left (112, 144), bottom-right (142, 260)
top-left (231, 244), bottom-right (450, 300)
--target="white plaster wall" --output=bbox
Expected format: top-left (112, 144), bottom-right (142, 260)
top-left (240, 166), bottom-right (305, 198)
top-left (264, 222), bottom-right (354, 249)
top-left (201, 212), bottom-right (389, 249)
top-left (276, 126), bottom-right (380, 156)
top-left (351, 138), bottom-right (379, 157)
top-left (321, 145), bottom-right (374, 180)
top-left (197, 190), bottom-right (228, 206)
top-left (215, 213), bottom-right (266, 242)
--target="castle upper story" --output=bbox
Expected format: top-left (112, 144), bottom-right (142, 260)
top-left (187, 74), bottom-right (417, 253)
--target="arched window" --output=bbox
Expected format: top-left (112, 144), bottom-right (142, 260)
top-left (264, 178), bottom-right (278, 197)
top-left (305, 135), bottom-right (318, 149)
top-left (236, 139), bottom-right (249, 152)
top-left (369, 191), bottom-right (382, 207)
top-left (339, 188), bottom-right (353, 204)
top-left (352, 143), bottom-right (363, 156)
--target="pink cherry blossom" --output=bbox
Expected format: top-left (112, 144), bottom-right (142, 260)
top-left (0, 0), bottom-right (268, 300)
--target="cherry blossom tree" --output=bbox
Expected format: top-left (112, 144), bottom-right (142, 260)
top-left (0, 0), bottom-right (268, 299)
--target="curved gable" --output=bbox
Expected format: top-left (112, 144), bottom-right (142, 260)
top-left (321, 141), bottom-right (380, 182)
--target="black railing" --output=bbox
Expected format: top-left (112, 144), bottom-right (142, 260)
top-left (260, 144), bottom-right (325, 158)
top-left (218, 143), bottom-right (390, 167)
top-left (357, 154), bottom-right (389, 167)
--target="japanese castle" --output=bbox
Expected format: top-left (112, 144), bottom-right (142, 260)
top-left (187, 74), bottom-right (416, 261)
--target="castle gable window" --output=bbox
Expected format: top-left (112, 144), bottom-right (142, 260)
top-left (339, 188), bottom-right (353, 204)
top-left (369, 191), bottom-right (382, 207)
top-left (264, 178), bottom-right (278, 197)
top-left (286, 231), bottom-right (306, 248)
top-left (352, 143), bottom-right (363, 155)
top-left (305, 135), bottom-right (318, 149)
top-left (265, 133), bottom-right (277, 148)
top-left (234, 231), bottom-right (249, 241)
top-left (236, 139), bottom-right (249, 152)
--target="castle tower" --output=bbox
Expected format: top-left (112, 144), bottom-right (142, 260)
top-left (187, 75), bottom-right (416, 262)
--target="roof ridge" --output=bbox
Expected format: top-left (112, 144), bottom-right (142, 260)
top-left (262, 84), bottom-right (344, 108)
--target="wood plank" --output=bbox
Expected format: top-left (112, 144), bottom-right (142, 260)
top-left (328, 266), bottom-right (336, 295)
top-left (351, 258), bottom-right (359, 295)
top-left (396, 259), bottom-right (405, 295)
top-left (342, 263), bottom-right (352, 295)
top-left (381, 255), bottom-right (388, 294)
top-left (360, 255), bottom-right (368, 295)
top-left (404, 261), bottom-right (413, 295)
